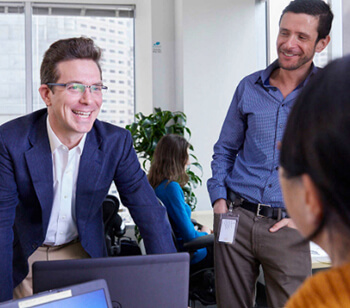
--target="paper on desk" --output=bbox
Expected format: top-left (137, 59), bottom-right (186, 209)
top-left (310, 241), bottom-right (331, 264)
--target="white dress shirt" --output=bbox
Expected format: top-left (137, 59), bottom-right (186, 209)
top-left (44, 116), bottom-right (86, 246)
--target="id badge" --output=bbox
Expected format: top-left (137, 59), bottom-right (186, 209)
top-left (217, 213), bottom-right (239, 244)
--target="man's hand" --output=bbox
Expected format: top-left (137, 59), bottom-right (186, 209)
top-left (213, 199), bottom-right (228, 214)
top-left (269, 218), bottom-right (296, 232)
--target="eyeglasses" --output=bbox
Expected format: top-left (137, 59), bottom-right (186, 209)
top-left (46, 83), bottom-right (108, 96)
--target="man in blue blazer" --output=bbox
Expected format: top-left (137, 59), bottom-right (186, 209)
top-left (0, 37), bottom-right (176, 302)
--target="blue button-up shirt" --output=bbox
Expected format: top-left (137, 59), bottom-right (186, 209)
top-left (207, 61), bottom-right (319, 208)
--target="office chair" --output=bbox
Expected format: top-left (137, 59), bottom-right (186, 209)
top-left (102, 195), bottom-right (141, 257)
top-left (103, 195), bottom-right (125, 256)
top-left (183, 233), bottom-right (216, 307)
top-left (158, 199), bottom-right (216, 307)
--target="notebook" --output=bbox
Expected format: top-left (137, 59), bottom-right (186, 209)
top-left (33, 253), bottom-right (190, 308)
top-left (0, 279), bottom-right (112, 308)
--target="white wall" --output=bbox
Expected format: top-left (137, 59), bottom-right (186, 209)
top-left (147, 0), bottom-right (258, 210)
top-left (181, 0), bottom-right (258, 210)
top-left (151, 0), bottom-right (176, 110)
top-left (343, 0), bottom-right (350, 55)
top-left (149, 0), bottom-right (260, 210)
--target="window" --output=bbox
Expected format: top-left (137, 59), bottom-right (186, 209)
top-left (0, 2), bottom-right (135, 127)
top-left (0, 4), bottom-right (25, 124)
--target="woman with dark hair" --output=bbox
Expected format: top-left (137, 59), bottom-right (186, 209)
top-left (279, 55), bottom-right (350, 307)
top-left (148, 134), bottom-right (213, 270)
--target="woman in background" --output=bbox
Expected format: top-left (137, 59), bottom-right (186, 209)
top-left (148, 134), bottom-right (213, 272)
top-left (280, 55), bottom-right (350, 307)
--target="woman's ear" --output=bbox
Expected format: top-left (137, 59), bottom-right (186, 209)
top-left (301, 174), bottom-right (323, 223)
top-left (38, 85), bottom-right (52, 107)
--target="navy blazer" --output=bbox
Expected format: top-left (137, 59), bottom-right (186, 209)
top-left (0, 109), bottom-right (176, 302)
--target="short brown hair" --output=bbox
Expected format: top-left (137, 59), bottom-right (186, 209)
top-left (280, 0), bottom-right (333, 41)
top-left (40, 37), bottom-right (102, 85)
top-left (148, 134), bottom-right (190, 188)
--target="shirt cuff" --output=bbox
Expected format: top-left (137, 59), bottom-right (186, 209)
top-left (209, 186), bottom-right (227, 206)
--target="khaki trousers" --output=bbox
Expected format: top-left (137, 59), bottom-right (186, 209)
top-left (13, 240), bottom-right (90, 300)
top-left (214, 207), bottom-right (311, 308)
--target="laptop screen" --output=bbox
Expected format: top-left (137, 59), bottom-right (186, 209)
top-left (26, 289), bottom-right (108, 308)
top-left (0, 280), bottom-right (112, 308)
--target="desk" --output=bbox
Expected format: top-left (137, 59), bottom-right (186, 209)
top-left (310, 241), bottom-right (331, 270)
top-left (192, 210), bottom-right (214, 229)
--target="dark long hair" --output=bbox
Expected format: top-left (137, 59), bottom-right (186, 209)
top-left (280, 55), bottom-right (350, 241)
top-left (148, 134), bottom-right (190, 188)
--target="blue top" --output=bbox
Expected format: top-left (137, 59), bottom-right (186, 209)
top-left (207, 61), bottom-right (319, 208)
top-left (155, 180), bottom-right (208, 264)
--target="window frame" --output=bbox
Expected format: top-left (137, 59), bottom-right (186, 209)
top-left (0, 1), bottom-right (137, 125)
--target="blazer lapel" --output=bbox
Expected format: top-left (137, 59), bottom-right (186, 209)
top-left (75, 128), bottom-right (105, 232)
top-left (24, 115), bottom-right (53, 232)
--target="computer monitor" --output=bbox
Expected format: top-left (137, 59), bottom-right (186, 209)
top-left (33, 253), bottom-right (190, 308)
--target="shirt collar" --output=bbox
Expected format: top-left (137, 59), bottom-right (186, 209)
top-left (46, 115), bottom-right (86, 155)
top-left (257, 60), bottom-right (319, 89)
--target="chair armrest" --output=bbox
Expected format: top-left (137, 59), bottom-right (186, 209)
top-left (183, 234), bottom-right (214, 252)
top-left (191, 218), bottom-right (203, 229)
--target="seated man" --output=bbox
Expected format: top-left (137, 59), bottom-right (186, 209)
top-left (0, 37), bottom-right (176, 302)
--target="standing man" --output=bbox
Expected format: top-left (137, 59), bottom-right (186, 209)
top-left (0, 37), bottom-right (176, 302)
top-left (207, 1), bottom-right (333, 307)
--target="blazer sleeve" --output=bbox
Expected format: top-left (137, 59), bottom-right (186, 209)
top-left (113, 131), bottom-right (176, 254)
top-left (0, 129), bottom-right (18, 302)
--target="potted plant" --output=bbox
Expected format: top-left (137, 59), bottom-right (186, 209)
top-left (126, 107), bottom-right (202, 211)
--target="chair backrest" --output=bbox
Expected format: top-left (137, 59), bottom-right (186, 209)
top-left (156, 198), bottom-right (180, 251)
top-left (102, 195), bottom-right (125, 256)
top-left (103, 195), bottom-right (124, 236)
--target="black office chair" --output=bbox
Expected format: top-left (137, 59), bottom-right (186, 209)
top-left (159, 199), bottom-right (216, 307)
top-left (183, 233), bottom-right (216, 307)
top-left (102, 195), bottom-right (141, 257)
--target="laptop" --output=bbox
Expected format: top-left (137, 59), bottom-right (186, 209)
top-left (33, 253), bottom-right (190, 308)
top-left (0, 279), bottom-right (112, 308)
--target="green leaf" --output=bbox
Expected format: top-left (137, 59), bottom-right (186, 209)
top-left (127, 107), bottom-right (203, 210)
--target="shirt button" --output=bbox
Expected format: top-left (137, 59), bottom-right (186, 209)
top-left (268, 184), bottom-right (272, 188)
top-left (279, 124), bottom-right (283, 128)
top-left (282, 104), bottom-right (285, 107)
top-left (275, 166), bottom-right (279, 171)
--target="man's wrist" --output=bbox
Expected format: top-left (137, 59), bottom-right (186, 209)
top-left (213, 199), bottom-right (228, 214)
